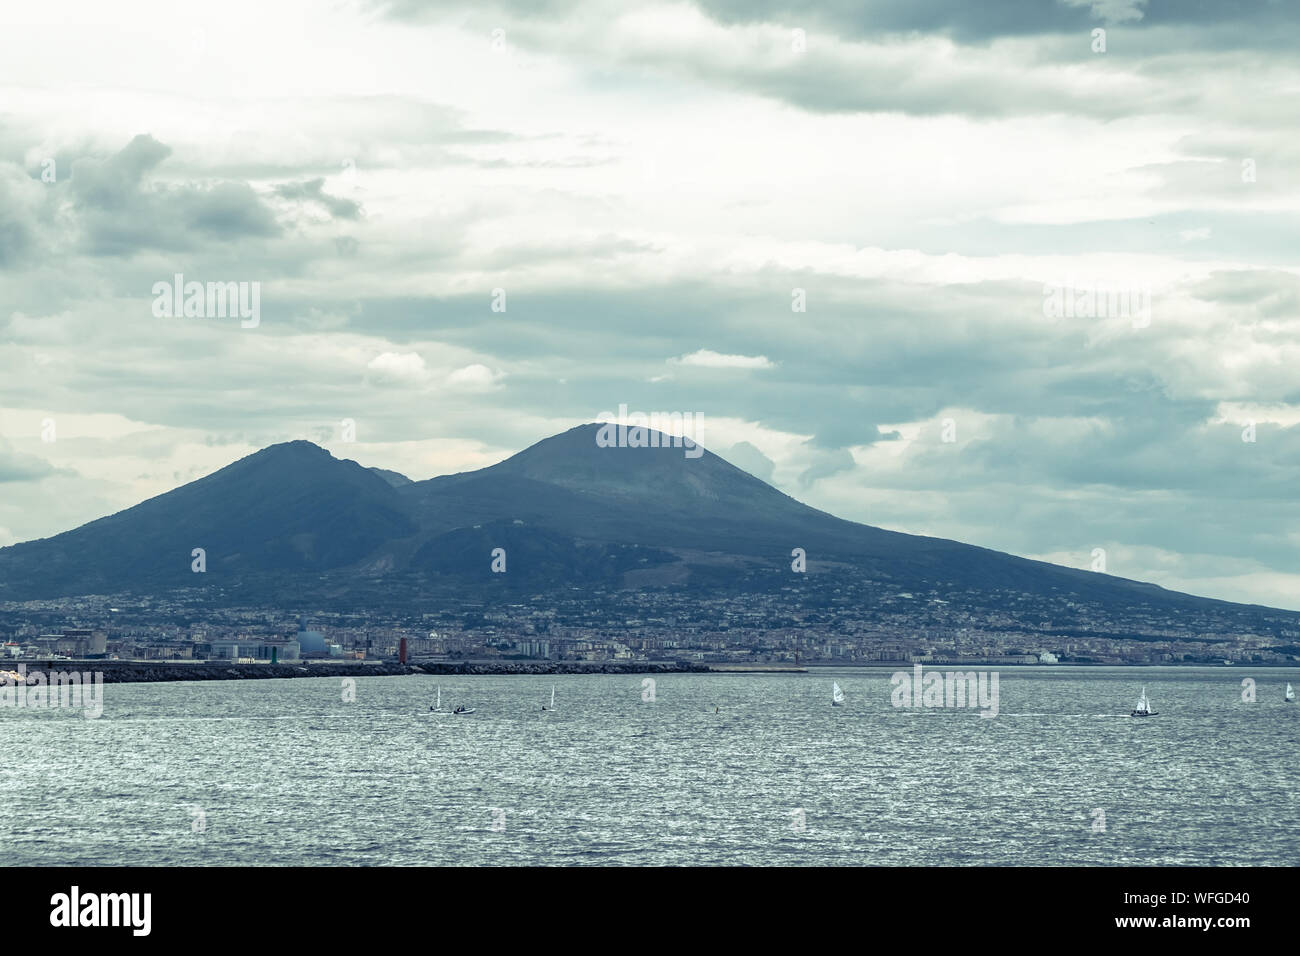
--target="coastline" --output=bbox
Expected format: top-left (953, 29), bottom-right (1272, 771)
top-left (3, 658), bottom-right (1290, 685)
top-left (1, 660), bottom-right (712, 684)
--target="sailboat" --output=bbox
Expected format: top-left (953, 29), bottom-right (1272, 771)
top-left (430, 686), bottom-right (443, 712)
top-left (1130, 686), bottom-right (1157, 718)
top-left (542, 686), bottom-right (556, 711)
top-left (832, 681), bottom-right (845, 707)
top-left (1285, 683), bottom-right (1295, 703)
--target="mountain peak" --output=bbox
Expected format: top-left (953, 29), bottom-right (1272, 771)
top-left (483, 421), bottom-right (754, 497)
top-left (252, 439), bottom-right (333, 460)
top-left (415, 420), bottom-right (835, 531)
top-left (504, 421), bottom-right (711, 461)
top-left (201, 440), bottom-right (341, 488)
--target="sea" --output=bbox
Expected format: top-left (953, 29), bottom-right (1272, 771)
top-left (1, 666), bottom-right (1296, 866)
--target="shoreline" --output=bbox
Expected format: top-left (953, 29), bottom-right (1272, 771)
top-left (2, 659), bottom-right (1293, 685)
top-left (1, 660), bottom-right (712, 684)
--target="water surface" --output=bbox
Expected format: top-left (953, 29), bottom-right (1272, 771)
top-left (1, 666), bottom-right (1295, 865)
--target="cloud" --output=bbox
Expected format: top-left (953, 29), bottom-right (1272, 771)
top-left (367, 351), bottom-right (429, 381)
top-left (672, 349), bottom-right (775, 369)
top-left (67, 135), bottom-right (281, 255)
top-left (796, 445), bottom-right (856, 489)
top-left (1060, 0), bottom-right (1148, 24)
top-left (374, 0), bottom-right (1300, 119)
top-left (0, 441), bottom-right (57, 482)
top-left (274, 178), bottom-right (363, 220)
top-left (69, 133), bottom-right (172, 208)
top-left (0, 171), bottom-right (39, 266)
top-left (719, 440), bottom-right (775, 482)
top-left (446, 363), bottom-right (505, 391)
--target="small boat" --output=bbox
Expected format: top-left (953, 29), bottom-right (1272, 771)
top-left (542, 686), bottom-right (555, 711)
top-left (1286, 683), bottom-right (1295, 703)
top-left (430, 686), bottom-right (443, 712)
top-left (1130, 686), bottom-right (1157, 717)
top-left (452, 705), bottom-right (475, 715)
top-left (832, 681), bottom-right (845, 707)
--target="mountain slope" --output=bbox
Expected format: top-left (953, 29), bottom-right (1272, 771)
top-left (396, 425), bottom-right (1233, 609)
top-left (0, 441), bottom-right (417, 597)
top-left (0, 426), bottom-right (1288, 624)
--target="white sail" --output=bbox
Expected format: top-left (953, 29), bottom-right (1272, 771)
top-left (550, 686), bottom-right (556, 709)
top-left (1287, 683), bottom-right (1295, 700)
top-left (436, 686), bottom-right (441, 709)
top-left (832, 681), bottom-right (844, 704)
top-left (1135, 687), bottom-right (1149, 712)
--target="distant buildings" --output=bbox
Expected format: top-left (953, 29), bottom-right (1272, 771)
top-left (209, 639), bottom-right (241, 660)
top-left (511, 640), bottom-right (551, 659)
top-left (20, 628), bottom-right (108, 659)
top-left (255, 639), bottom-right (300, 662)
top-left (205, 637), bottom-right (300, 661)
top-left (4, 578), bottom-right (1298, 666)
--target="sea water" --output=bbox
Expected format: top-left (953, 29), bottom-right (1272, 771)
top-left (0, 666), bottom-right (1294, 865)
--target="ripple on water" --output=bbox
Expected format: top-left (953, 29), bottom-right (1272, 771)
top-left (0, 669), bottom-right (1295, 865)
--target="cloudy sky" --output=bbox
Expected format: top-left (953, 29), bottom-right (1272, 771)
top-left (1, 0), bottom-right (1298, 608)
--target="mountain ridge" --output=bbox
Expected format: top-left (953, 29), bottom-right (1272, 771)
top-left (0, 424), bottom-right (1291, 627)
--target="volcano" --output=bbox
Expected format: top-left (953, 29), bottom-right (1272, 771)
top-left (0, 425), bottom-right (1291, 634)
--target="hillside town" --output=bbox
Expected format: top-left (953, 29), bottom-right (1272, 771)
top-left (3, 576), bottom-right (1297, 667)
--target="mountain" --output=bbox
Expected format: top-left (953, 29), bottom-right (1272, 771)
top-left (0, 425), bottom-right (1293, 636)
top-left (0, 440), bottom-right (416, 596)
top-left (391, 425), bottom-right (1228, 608)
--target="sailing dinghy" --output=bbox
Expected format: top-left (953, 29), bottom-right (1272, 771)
top-left (1130, 686), bottom-right (1157, 717)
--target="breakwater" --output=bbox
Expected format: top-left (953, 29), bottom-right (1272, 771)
top-left (5, 660), bottom-right (710, 684)
top-left (414, 660), bottom-right (709, 676)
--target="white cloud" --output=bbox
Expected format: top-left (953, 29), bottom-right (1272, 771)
top-left (672, 349), bottom-right (774, 370)
top-left (367, 351), bottom-right (428, 380)
top-left (445, 363), bottom-right (504, 391)
top-left (1060, 0), bottom-right (1148, 24)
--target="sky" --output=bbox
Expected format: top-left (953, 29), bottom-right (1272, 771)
top-left (1, 0), bottom-right (1298, 609)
